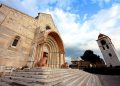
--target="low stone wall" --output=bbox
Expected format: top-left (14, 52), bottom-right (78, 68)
top-left (83, 67), bottom-right (120, 75)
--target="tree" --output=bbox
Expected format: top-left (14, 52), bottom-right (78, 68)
top-left (81, 50), bottom-right (104, 64)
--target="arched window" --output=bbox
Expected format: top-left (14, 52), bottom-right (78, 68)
top-left (100, 40), bottom-right (110, 50)
top-left (100, 40), bottom-right (106, 45)
top-left (106, 45), bottom-right (109, 49)
top-left (12, 36), bottom-right (20, 47)
top-left (46, 25), bottom-right (51, 30)
top-left (102, 46), bottom-right (105, 50)
top-left (108, 53), bottom-right (112, 57)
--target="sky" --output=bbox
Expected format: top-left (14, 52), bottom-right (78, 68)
top-left (0, 0), bottom-right (120, 63)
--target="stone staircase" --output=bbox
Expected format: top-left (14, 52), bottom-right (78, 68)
top-left (0, 67), bottom-right (102, 86)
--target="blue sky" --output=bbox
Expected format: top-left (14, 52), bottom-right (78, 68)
top-left (1, 0), bottom-right (120, 63)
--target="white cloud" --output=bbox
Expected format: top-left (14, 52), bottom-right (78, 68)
top-left (0, 0), bottom-right (74, 17)
top-left (0, 0), bottom-right (40, 17)
top-left (44, 8), bottom-right (98, 50)
top-left (1, 0), bottom-right (120, 62)
top-left (44, 3), bottom-right (120, 59)
top-left (91, 0), bottom-right (112, 7)
top-left (44, 8), bottom-right (81, 47)
top-left (65, 56), bottom-right (71, 64)
top-left (83, 14), bottom-right (88, 21)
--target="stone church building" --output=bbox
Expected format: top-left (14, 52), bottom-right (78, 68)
top-left (0, 4), bottom-right (65, 68)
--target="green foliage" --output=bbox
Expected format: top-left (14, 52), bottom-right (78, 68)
top-left (81, 50), bottom-right (104, 64)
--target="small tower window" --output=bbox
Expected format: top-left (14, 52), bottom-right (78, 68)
top-left (100, 40), bottom-right (106, 45)
top-left (12, 36), bottom-right (20, 47)
top-left (108, 53), bottom-right (112, 57)
top-left (106, 45), bottom-right (109, 49)
top-left (46, 26), bottom-right (51, 30)
top-left (102, 46), bottom-right (105, 50)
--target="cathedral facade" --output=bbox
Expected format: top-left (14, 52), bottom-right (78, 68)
top-left (0, 4), bottom-right (65, 68)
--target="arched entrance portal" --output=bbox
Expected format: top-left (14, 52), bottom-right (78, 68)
top-left (34, 31), bottom-right (65, 68)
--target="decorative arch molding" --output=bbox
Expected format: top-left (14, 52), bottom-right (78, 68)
top-left (33, 31), bottom-right (65, 68)
top-left (44, 31), bottom-right (65, 53)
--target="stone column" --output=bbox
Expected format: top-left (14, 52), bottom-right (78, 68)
top-left (51, 52), bottom-right (53, 68)
top-left (33, 44), bottom-right (39, 67)
top-left (56, 52), bottom-right (59, 68)
top-left (48, 52), bottom-right (51, 67)
top-left (63, 53), bottom-right (65, 63)
top-left (54, 52), bottom-right (57, 68)
top-left (61, 53), bottom-right (65, 65)
top-left (59, 53), bottom-right (61, 68)
top-left (27, 43), bottom-right (37, 68)
top-left (38, 44), bottom-right (44, 62)
top-left (52, 52), bottom-right (55, 68)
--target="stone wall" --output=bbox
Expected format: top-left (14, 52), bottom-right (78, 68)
top-left (0, 4), bottom-right (65, 68)
top-left (0, 4), bottom-right (36, 67)
top-left (36, 13), bottom-right (59, 33)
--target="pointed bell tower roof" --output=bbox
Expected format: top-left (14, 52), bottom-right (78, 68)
top-left (98, 33), bottom-right (106, 38)
top-left (98, 33), bottom-right (110, 40)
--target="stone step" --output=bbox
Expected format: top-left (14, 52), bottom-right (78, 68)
top-left (10, 73), bottom-right (49, 79)
top-left (1, 68), bottom-right (81, 86)
top-left (8, 69), bottom-right (80, 80)
top-left (61, 71), bottom-right (87, 83)
top-left (1, 77), bottom-right (54, 86)
top-left (76, 74), bottom-right (92, 86)
top-left (0, 68), bottom-right (102, 86)
top-left (22, 68), bottom-right (67, 72)
top-left (27, 68), bottom-right (80, 73)
top-left (60, 73), bottom-right (79, 81)
top-left (0, 77), bottom-right (32, 86)
top-left (61, 74), bottom-right (82, 86)
top-left (0, 81), bottom-right (11, 86)
top-left (45, 73), bottom-right (81, 86)
top-left (4, 76), bottom-right (45, 83)
top-left (88, 75), bottom-right (98, 86)
top-left (85, 74), bottom-right (94, 86)
top-left (10, 71), bottom-right (71, 79)
top-left (85, 75), bottom-right (100, 86)
top-left (12, 71), bottom-right (51, 75)
top-left (15, 68), bottom-right (76, 74)
top-left (14, 69), bottom-right (68, 75)
top-left (92, 75), bottom-right (102, 86)
top-left (74, 73), bottom-right (91, 86)
top-left (4, 72), bottom-right (75, 84)
top-left (65, 72), bottom-right (90, 86)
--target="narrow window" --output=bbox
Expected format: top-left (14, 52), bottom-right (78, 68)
top-left (108, 53), bottom-right (112, 57)
top-left (100, 40), bottom-right (106, 45)
top-left (102, 46), bottom-right (105, 50)
top-left (46, 26), bottom-right (51, 30)
top-left (12, 36), bottom-right (20, 47)
top-left (106, 45), bottom-right (109, 49)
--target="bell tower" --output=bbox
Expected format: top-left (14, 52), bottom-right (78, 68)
top-left (97, 33), bottom-right (120, 67)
